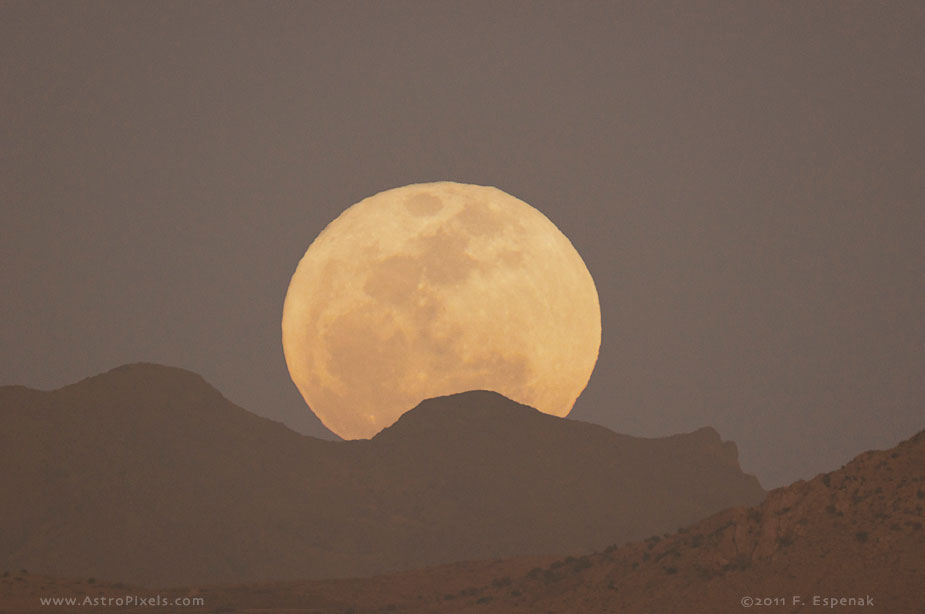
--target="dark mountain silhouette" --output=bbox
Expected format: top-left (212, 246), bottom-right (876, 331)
top-left (4, 430), bottom-right (921, 613)
top-left (0, 363), bottom-right (764, 587)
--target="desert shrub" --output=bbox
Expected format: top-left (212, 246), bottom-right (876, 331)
top-left (443, 594), bottom-right (456, 601)
top-left (87, 578), bottom-right (95, 584)
top-left (822, 474), bottom-right (831, 487)
top-left (724, 554), bottom-right (751, 572)
top-left (510, 590), bottom-right (522, 597)
top-left (664, 566), bottom-right (678, 574)
top-left (527, 567), bottom-right (542, 580)
top-left (476, 596), bottom-right (493, 604)
top-left (776, 535), bottom-right (794, 548)
top-left (855, 531), bottom-right (869, 543)
top-left (491, 576), bottom-right (512, 588)
top-left (572, 557), bottom-right (592, 572)
top-left (655, 548), bottom-right (680, 562)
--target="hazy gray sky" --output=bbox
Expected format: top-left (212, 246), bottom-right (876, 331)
top-left (3, 2), bottom-right (923, 487)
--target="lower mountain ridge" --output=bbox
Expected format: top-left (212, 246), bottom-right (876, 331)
top-left (0, 363), bottom-right (764, 586)
top-left (3, 428), bottom-right (919, 613)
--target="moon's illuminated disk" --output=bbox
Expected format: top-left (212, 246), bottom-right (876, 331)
top-left (282, 182), bottom-right (600, 439)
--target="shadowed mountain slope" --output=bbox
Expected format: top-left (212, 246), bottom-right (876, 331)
top-left (0, 364), bottom-right (764, 586)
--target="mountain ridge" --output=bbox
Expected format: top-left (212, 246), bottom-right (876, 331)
top-left (1, 363), bottom-right (764, 586)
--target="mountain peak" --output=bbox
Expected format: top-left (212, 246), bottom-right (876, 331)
top-left (61, 361), bottom-right (211, 392)
top-left (373, 390), bottom-right (547, 439)
top-left (660, 425), bottom-right (745, 472)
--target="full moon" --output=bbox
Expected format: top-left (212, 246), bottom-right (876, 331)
top-left (282, 182), bottom-right (600, 440)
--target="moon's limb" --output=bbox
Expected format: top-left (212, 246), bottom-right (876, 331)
top-left (282, 182), bottom-right (600, 439)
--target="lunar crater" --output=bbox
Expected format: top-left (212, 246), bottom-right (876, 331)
top-left (404, 192), bottom-right (443, 216)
